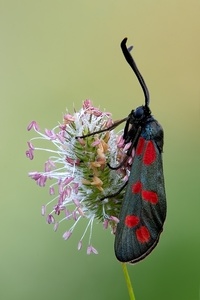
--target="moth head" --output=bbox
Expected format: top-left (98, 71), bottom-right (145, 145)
top-left (133, 105), bottom-right (151, 121)
top-left (134, 106), bottom-right (145, 119)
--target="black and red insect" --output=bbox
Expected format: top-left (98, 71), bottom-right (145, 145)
top-left (113, 38), bottom-right (166, 263)
top-left (78, 37), bottom-right (166, 263)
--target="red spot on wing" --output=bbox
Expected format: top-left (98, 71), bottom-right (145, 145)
top-left (132, 181), bottom-right (142, 194)
top-left (136, 226), bottom-right (150, 243)
top-left (142, 190), bottom-right (158, 204)
top-left (125, 215), bottom-right (140, 228)
top-left (136, 137), bottom-right (145, 156)
top-left (143, 141), bottom-right (156, 165)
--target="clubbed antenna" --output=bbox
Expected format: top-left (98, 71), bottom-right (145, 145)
top-left (121, 38), bottom-right (150, 108)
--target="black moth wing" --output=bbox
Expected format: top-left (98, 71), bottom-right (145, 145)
top-left (114, 118), bottom-right (166, 263)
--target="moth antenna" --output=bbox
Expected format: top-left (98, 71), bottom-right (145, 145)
top-left (121, 37), bottom-right (150, 108)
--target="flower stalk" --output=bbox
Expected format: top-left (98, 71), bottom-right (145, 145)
top-left (122, 263), bottom-right (136, 300)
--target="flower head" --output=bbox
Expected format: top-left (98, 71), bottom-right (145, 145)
top-left (26, 100), bottom-right (133, 254)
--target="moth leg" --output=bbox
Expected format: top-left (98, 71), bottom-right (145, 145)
top-left (108, 126), bottom-right (142, 170)
top-left (100, 181), bottom-right (128, 201)
top-left (76, 117), bottom-right (127, 139)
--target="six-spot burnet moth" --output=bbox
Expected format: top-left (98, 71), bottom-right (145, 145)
top-left (79, 37), bottom-right (167, 263)
top-left (114, 38), bottom-right (167, 263)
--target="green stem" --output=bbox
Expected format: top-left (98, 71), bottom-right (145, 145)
top-left (122, 263), bottom-right (136, 300)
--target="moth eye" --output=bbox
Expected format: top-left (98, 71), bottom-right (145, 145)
top-left (134, 106), bottom-right (144, 119)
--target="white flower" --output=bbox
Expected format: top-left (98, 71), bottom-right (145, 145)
top-left (26, 100), bottom-right (132, 254)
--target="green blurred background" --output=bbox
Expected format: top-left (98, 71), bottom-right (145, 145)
top-left (1, 1), bottom-right (199, 299)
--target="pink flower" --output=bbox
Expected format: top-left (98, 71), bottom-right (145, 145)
top-left (26, 100), bottom-right (132, 254)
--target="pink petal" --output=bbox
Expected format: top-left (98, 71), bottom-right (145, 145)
top-left (103, 219), bottom-right (109, 229)
top-left (77, 240), bottom-right (82, 250)
top-left (26, 149), bottom-right (34, 160)
top-left (47, 214), bottom-right (55, 224)
top-left (87, 245), bottom-right (98, 255)
top-left (83, 99), bottom-right (92, 109)
top-left (110, 216), bottom-right (119, 224)
top-left (54, 222), bottom-right (59, 232)
top-left (63, 114), bottom-right (75, 122)
top-left (63, 231), bottom-right (72, 240)
top-left (41, 205), bottom-right (46, 216)
top-left (27, 121), bottom-right (40, 131)
top-left (49, 186), bottom-right (55, 195)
